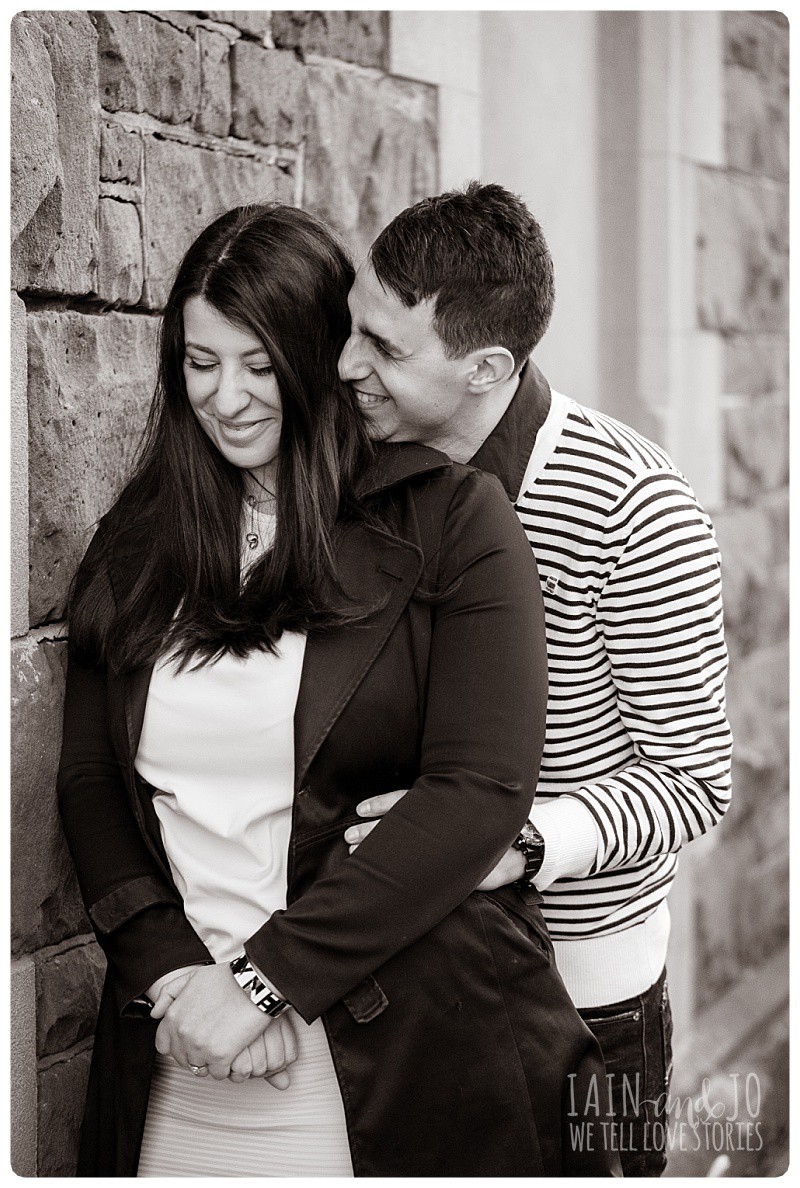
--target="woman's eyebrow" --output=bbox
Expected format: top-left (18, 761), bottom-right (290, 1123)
top-left (184, 342), bottom-right (269, 358)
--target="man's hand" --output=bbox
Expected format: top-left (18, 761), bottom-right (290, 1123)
top-left (228, 1011), bottom-right (299, 1089)
top-left (476, 845), bottom-right (525, 890)
top-left (344, 790), bottom-right (408, 852)
top-left (151, 962), bottom-right (275, 1080)
top-left (345, 790), bottom-right (526, 890)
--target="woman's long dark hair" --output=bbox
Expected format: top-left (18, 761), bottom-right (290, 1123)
top-left (70, 204), bottom-right (373, 672)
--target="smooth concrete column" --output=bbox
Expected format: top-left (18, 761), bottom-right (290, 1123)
top-left (482, 12), bottom-right (599, 405)
top-left (11, 955), bottom-right (37, 1174)
top-left (389, 11), bottom-right (481, 190)
top-left (11, 292), bottom-right (29, 637)
top-left (636, 10), bottom-right (725, 510)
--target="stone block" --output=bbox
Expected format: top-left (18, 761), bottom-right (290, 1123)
top-left (724, 332), bottom-right (788, 397)
top-left (724, 11), bottom-right (789, 80)
top-left (14, 11), bottom-right (100, 296)
top-left (715, 507), bottom-right (789, 657)
top-left (27, 311), bottom-right (158, 623)
top-left (697, 169), bottom-right (788, 335)
top-left (760, 487), bottom-right (790, 564)
top-left (93, 10), bottom-right (199, 124)
top-left (304, 60), bottom-right (438, 262)
top-left (692, 810), bottom-right (788, 1010)
top-left (100, 122), bottom-right (142, 184)
top-left (725, 754), bottom-right (786, 833)
top-left (693, 831), bottom-right (747, 1007)
top-left (272, 10), bottom-right (388, 69)
top-left (10, 14), bottom-right (61, 253)
top-left (11, 956), bottom-right (37, 1176)
top-left (11, 293), bottom-right (29, 638)
top-left (738, 844), bottom-right (789, 967)
top-left (231, 42), bottom-right (308, 146)
top-left (205, 10), bottom-right (272, 39)
top-left (726, 64), bottom-right (789, 181)
top-left (724, 396), bottom-right (789, 500)
top-left (750, 789), bottom-right (790, 873)
top-left (151, 10), bottom-right (209, 35)
top-left (96, 198), bottom-right (144, 307)
top-left (196, 27), bottom-right (232, 136)
top-left (725, 640), bottom-right (789, 774)
top-left (141, 135), bottom-right (296, 308)
top-left (37, 1046), bottom-right (92, 1177)
top-left (10, 636), bottom-right (88, 954)
top-left (36, 939), bottom-right (106, 1060)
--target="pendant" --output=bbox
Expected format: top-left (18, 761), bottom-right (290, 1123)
top-left (246, 532), bottom-right (259, 550)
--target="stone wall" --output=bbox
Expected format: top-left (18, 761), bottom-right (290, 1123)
top-left (693, 11), bottom-right (789, 1012)
top-left (10, 10), bottom-right (437, 1174)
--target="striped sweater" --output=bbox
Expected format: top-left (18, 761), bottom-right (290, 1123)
top-left (511, 388), bottom-right (732, 948)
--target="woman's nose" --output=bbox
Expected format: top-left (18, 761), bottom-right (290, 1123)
top-left (338, 334), bottom-right (370, 382)
top-left (212, 367), bottom-right (251, 418)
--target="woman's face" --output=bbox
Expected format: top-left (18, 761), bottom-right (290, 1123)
top-left (183, 295), bottom-right (283, 486)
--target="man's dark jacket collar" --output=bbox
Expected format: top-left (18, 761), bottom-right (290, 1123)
top-left (469, 360), bottom-right (551, 499)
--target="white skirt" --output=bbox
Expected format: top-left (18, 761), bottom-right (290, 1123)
top-left (137, 1016), bottom-right (354, 1177)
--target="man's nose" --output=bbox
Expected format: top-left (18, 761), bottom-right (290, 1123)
top-left (338, 333), bottom-right (370, 382)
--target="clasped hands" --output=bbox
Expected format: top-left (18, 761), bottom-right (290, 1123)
top-left (148, 964), bottom-right (298, 1088)
top-left (147, 789), bottom-right (521, 1090)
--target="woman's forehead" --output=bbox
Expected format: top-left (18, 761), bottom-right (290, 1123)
top-left (183, 295), bottom-right (268, 355)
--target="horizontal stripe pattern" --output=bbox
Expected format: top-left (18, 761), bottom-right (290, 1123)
top-left (137, 1017), bottom-right (352, 1177)
top-left (517, 396), bottom-right (731, 940)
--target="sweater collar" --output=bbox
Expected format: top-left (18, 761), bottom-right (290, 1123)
top-left (469, 360), bottom-right (552, 500)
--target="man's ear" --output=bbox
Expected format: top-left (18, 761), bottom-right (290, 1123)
top-left (464, 347), bottom-right (516, 392)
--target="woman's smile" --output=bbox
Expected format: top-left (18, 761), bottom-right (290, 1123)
top-left (209, 414), bottom-right (276, 446)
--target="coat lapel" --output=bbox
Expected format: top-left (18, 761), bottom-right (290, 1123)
top-left (114, 444), bottom-right (450, 784)
top-left (294, 521), bottom-right (424, 790)
top-left (115, 526), bottom-right (425, 783)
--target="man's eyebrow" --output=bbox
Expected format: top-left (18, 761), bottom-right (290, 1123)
top-left (358, 324), bottom-right (404, 356)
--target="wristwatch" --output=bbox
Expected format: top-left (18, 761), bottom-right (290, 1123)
top-left (230, 954), bottom-right (289, 1017)
top-left (512, 821), bottom-right (546, 887)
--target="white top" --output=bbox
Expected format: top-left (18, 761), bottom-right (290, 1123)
top-left (134, 508), bottom-right (308, 963)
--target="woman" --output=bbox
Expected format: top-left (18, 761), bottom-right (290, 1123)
top-left (58, 204), bottom-right (615, 1177)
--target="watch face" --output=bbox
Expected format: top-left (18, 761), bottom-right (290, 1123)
top-left (516, 823), bottom-right (545, 878)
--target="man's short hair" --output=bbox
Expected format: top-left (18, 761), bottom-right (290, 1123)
top-left (370, 181), bottom-right (555, 371)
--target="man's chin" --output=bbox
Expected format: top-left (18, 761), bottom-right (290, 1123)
top-left (365, 420), bottom-right (394, 441)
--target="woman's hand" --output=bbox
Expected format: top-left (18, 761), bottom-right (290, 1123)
top-left (346, 790), bottom-right (526, 890)
top-left (228, 1011), bottom-right (299, 1088)
top-left (152, 963), bottom-right (275, 1079)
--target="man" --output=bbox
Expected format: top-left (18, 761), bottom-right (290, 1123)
top-left (338, 182), bottom-right (732, 1177)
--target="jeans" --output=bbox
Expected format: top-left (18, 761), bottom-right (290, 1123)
top-left (578, 968), bottom-right (674, 1177)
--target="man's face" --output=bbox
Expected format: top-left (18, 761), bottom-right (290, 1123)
top-left (338, 260), bottom-right (474, 453)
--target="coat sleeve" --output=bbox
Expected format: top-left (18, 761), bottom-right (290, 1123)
top-left (245, 470), bottom-right (548, 1022)
top-left (57, 530), bottom-right (213, 1014)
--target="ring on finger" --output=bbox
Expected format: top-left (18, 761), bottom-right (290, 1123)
top-left (188, 1064), bottom-right (207, 1076)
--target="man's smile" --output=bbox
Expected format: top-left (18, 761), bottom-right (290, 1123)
top-left (354, 389), bottom-right (390, 408)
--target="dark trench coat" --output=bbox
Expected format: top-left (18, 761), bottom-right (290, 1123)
top-left (57, 443), bottom-right (619, 1177)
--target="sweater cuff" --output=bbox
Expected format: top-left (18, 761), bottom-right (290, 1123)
top-left (530, 797), bottom-right (601, 890)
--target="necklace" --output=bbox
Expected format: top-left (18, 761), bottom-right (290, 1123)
top-left (243, 470), bottom-right (276, 553)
